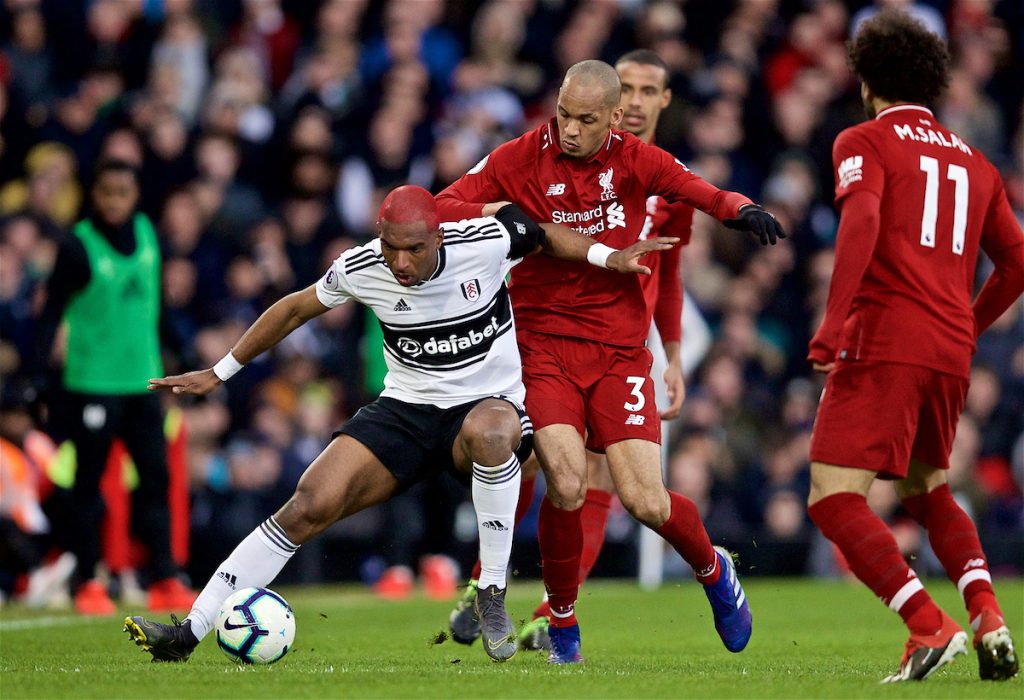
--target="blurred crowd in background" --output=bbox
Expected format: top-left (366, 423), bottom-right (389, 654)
top-left (1, 0), bottom-right (1021, 601)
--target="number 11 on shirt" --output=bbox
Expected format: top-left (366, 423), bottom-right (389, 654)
top-left (919, 155), bottom-right (968, 255)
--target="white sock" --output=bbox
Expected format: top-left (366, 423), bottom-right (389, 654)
top-left (186, 516), bottom-right (299, 640)
top-left (472, 455), bottom-right (521, 590)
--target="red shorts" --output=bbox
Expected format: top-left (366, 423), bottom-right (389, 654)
top-left (809, 361), bottom-right (967, 479)
top-left (517, 329), bottom-right (660, 451)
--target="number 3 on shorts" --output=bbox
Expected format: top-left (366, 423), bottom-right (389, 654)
top-left (624, 376), bottom-right (646, 411)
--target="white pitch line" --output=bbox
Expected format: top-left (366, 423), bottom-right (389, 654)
top-left (0, 615), bottom-right (98, 632)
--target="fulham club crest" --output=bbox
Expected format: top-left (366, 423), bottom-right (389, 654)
top-left (461, 278), bottom-right (481, 301)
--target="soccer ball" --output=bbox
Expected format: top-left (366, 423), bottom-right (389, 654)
top-left (215, 587), bottom-right (295, 664)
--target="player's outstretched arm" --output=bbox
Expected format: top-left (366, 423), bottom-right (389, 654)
top-left (539, 222), bottom-right (679, 275)
top-left (148, 285), bottom-right (329, 395)
top-left (490, 202), bottom-right (678, 273)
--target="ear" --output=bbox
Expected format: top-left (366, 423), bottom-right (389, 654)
top-left (610, 105), bottom-right (624, 128)
top-left (661, 88), bottom-right (672, 110)
top-left (435, 227), bottom-right (444, 247)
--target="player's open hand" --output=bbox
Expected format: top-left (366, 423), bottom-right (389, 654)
top-left (723, 204), bottom-right (786, 246)
top-left (148, 368), bottom-right (222, 395)
top-left (607, 236), bottom-right (679, 275)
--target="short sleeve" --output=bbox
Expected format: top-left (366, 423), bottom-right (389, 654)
top-left (315, 250), bottom-right (360, 308)
top-left (832, 127), bottom-right (884, 203)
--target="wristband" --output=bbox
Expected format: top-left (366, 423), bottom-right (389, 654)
top-left (213, 352), bottom-right (244, 381)
top-left (586, 243), bottom-right (618, 268)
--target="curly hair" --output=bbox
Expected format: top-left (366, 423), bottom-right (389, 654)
top-left (847, 8), bottom-right (950, 106)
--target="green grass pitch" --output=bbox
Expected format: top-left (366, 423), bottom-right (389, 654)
top-left (1, 578), bottom-right (1020, 698)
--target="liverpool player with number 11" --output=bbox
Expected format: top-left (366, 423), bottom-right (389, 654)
top-left (438, 59), bottom-right (784, 663)
top-left (807, 10), bottom-right (1022, 683)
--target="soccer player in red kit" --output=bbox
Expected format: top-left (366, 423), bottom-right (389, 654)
top-left (511, 49), bottom-right (696, 651)
top-left (450, 49), bottom-right (696, 653)
top-left (806, 10), bottom-right (1022, 683)
top-left (437, 59), bottom-right (783, 663)
top-left (585, 48), bottom-right (693, 544)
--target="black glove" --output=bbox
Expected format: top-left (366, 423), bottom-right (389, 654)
top-left (723, 204), bottom-right (787, 246)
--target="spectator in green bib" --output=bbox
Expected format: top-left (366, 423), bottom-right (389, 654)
top-left (35, 159), bottom-right (194, 616)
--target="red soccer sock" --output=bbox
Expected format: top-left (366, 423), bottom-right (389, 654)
top-left (902, 484), bottom-right (1002, 625)
top-left (655, 491), bottom-right (718, 584)
top-left (538, 496), bottom-right (582, 628)
top-left (516, 474), bottom-right (538, 527)
top-left (809, 492), bottom-right (942, 635)
top-left (578, 488), bottom-right (612, 583)
top-left (469, 474), bottom-right (537, 581)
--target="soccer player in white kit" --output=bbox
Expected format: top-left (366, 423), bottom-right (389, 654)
top-left (123, 185), bottom-right (675, 663)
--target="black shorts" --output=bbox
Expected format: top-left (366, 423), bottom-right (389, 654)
top-left (335, 395), bottom-right (533, 491)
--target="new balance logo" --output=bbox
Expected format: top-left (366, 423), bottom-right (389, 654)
top-left (546, 183), bottom-right (566, 196)
top-left (625, 414), bottom-right (645, 425)
top-left (606, 202), bottom-right (625, 229)
top-left (838, 155), bottom-right (863, 189)
top-left (394, 299), bottom-right (412, 312)
top-left (963, 558), bottom-right (985, 570)
top-left (481, 520), bottom-right (508, 531)
top-left (217, 571), bottom-right (237, 589)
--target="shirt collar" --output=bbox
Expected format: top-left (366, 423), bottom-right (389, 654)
top-left (875, 104), bottom-right (934, 120)
top-left (546, 118), bottom-right (620, 165)
top-left (417, 247), bottom-right (446, 285)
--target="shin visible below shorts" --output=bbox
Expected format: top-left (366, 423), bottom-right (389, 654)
top-left (517, 329), bottom-right (660, 452)
top-left (809, 360), bottom-right (967, 479)
top-left (335, 395), bottom-right (533, 491)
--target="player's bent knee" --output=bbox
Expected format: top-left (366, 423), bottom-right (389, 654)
top-left (545, 472), bottom-right (586, 510)
top-left (461, 410), bottom-right (520, 464)
top-left (463, 425), bottom-right (520, 464)
top-left (620, 490), bottom-right (669, 527)
top-left (808, 461), bottom-right (874, 505)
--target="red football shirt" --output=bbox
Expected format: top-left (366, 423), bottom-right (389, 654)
top-left (639, 196), bottom-right (692, 344)
top-left (809, 104), bottom-right (1024, 378)
top-left (436, 119), bottom-right (748, 347)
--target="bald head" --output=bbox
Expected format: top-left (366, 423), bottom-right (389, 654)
top-left (555, 60), bottom-right (625, 159)
top-left (562, 60), bottom-right (622, 109)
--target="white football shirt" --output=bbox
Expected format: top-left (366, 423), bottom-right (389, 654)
top-left (316, 217), bottom-right (526, 408)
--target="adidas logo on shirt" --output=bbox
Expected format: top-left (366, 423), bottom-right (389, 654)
top-left (394, 299), bottom-right (412, 312)
top-left (481, 520), bottom-right (508, 531)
